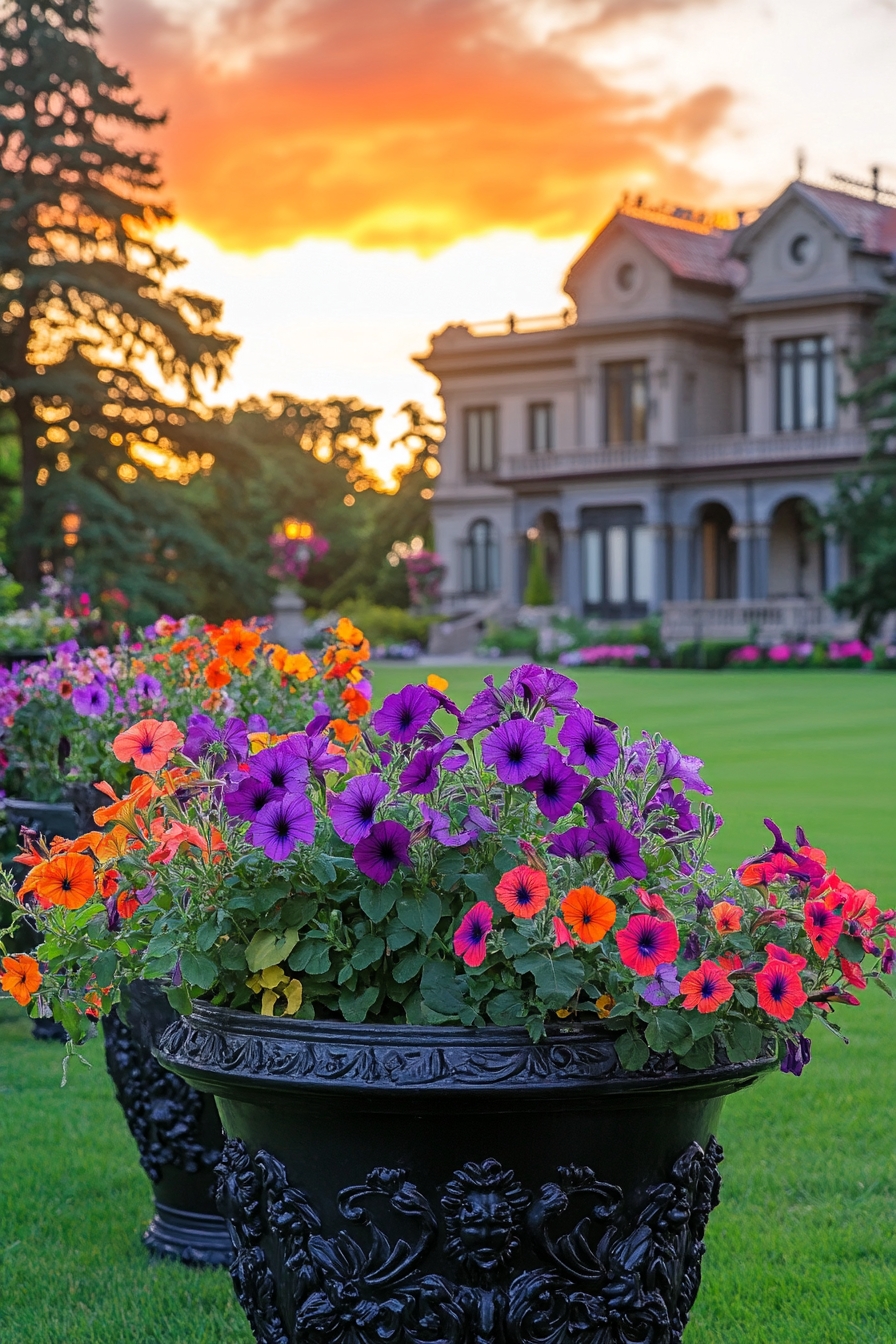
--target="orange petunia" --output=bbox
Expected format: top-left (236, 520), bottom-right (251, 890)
top-left (426, 674), bottom-right (449, 692)
top-left (93, 775), bottom-right (159, 826)
top-left (35, 852), bottom-right (96, 909)
top-left (1, 953), bottom-right (42, 1005)
top-left (329, 717), bottom-right (361, 745)
top-left (333, 617), bottom-right (365, 646)
top-left (117, 892), bottom-right (140, 918)
top-left (94, 826), bottom-right (135, 862)
top-left (283, 651), bottom-right (316, 681)
top-left (738, 863), bottom-right (767, 888)
top-left (341, 684), bottom-right (371, 721)
top-left (215, 621), bottom-right (261, 670)
top-left (561, 887), bottom-right (617, 944)
top-left (204, 657), bottom-right (231, 689)
top-left (711, 901), bottom-right (744, 934)
top-left (113, 719), bottom-right (184, 774)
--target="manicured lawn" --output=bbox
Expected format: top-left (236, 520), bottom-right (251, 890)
top-left (1, 667), bottom-right (894, 1343)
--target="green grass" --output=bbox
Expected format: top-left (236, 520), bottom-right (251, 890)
top-left (1, 667), bottom-right (894, 1343)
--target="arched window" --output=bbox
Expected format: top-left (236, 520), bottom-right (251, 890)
top-left (462, 519), bottom-right (499, 594)
top-left (698, 503), bottom-right (736, 600)
top-left (768, 497), bottom-right (823, 597)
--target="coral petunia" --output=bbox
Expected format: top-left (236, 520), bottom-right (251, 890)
top-left (616, 913), bottom-right (680, 976)
top-left (839, 956), bottom-right (867, 990)
top-left (1, 953), bottom-right (42, 1005)
top-left (215, 622), bottom-right (261, 670)
top-left (113, 719), bottom-right (184, 774)
top-left (803, 900), bottom-right (844, 958)
top-left (560, 887), bottom-right (616, 944)
top-left (762, 943), bottom-right (807, 970)
top-left (711, 901), bottom-right (744, 934)
top-left (35, 852), bottom-right (96, 909)
top-left (204, 657), bottom-right (232, 689)
top-left (454, 901), bottom-right (493, 966)
top-left (495, 865), bottom-right (550, 918)
top-left (755, 960), bottom-right (808, 1021)
top-left (680, 961), bottom-right (734, 1013)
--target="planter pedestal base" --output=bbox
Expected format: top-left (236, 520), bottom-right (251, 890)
top-left (144, 1200), bottom-right (233, 1267)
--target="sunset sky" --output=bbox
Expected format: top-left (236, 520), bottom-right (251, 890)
top-left (97, 0), bottom-right (896, 462)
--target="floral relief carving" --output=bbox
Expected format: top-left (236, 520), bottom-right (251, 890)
top-left (214, 1136), bottom-right (723, 1344)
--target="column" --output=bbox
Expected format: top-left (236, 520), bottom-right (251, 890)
top-left (732, 526), bottom-right (751, 599)
top-left (824, 528), bottom-right (840, 592)
top-left (562, 527), bottom-right (581, 614)
top-left (751, 525), bottom-right (770, 599)
top-left (671, 526), bottom-right (692, 600)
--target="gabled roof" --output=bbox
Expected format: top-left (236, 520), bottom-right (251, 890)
top-left (565, 206), bottom-right (745, 293)
top-left (731, 180), bottom-right (896, 258)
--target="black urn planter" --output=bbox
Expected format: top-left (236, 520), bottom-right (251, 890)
top-left (156, 1005), bottom-right (777, 1344)
top-left (103, 982), bottom-right (232, 1266)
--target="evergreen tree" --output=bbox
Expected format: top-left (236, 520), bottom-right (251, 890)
top-left (523, 540), bottom-right (553, 606)
top-left (827, 298), bottom-right (896, 636)
top-left (0, 0), bottom-right (237, 592)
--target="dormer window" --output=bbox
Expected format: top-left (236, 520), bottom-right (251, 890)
top-left (776, 337), bottom-right (836, 431)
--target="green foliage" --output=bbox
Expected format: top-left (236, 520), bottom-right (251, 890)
top-left (671, 640), bottom-right (745, 669)
top-left (336, 602), bottom-right (436, 648)
top-left (826, 296), bottom-right (896, 636)
top-left (523, 541), bottom-right (553, 606)
top-left (479, 623), bottom-right (540, 657)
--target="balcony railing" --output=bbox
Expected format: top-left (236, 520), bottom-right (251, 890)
top-left (661, 599), bottom-right (858, 645)
top-left (498, 429), bottom-right (867, 480)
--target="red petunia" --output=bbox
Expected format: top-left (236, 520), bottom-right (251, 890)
top-left (804, 900), bottom-right (844, 958)
top-left (553, 916), bottom-right (576, 948)
top-left (755, 960), bottom-right (807, 1021)
top-left (636, 888), bottom-right (675, 921)
top-left (763, 943), bottom-right (807, 970)
top-left (495, 865), bottom-right (550, 918)
top-left (616, 914), bottom-right (680, 977)
top-left (839, 956), bottom-right (867, 990)
top-left (716, 953), bottom-right (743, 973)
top-left (680, 961), bottom-right (734, 1013)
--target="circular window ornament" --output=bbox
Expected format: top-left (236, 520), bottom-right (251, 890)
top-left (616, 262), bottom-right (636, 292)
top-left (789, 234), bottom-right (810, 264)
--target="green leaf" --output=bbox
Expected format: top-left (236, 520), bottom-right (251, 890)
top-left (92, 949), bottom-right (117, 987)
top-left (420, 960), bottom-right (467, 1019)
top-left (385, 920), bottom-right (416, 951)
top-left (513, 949), bottom-right (583, 1010)
top-left (734, 985), bottom-right (757, 1008)
top-left (836, 932), bottom-right (866, 963)
top-left (495, 847), bottom-right (520, 874)
top-left (337, 963), bottom-right (356, 986)
top-left (245, 927), bottom-right (300, 972)
top-left (502, 928), bottom-right (531, 958)
top-left (280, 895), bottom-right (319, 929)
top-left (873, 975), bottom-right (894, 997)
top-left (724, 1019), bottom-right (762, 1064)
top-left (359, 884), bottom-right (397, 923)
top-left (680, 1034), bottom-right (716, 1070)
top-left (196, 918), bottom-right (220, 953)
top-left (351, 934), bottom-right (385, 971)
top-left (311, 856), bottom-right (337, 886)
top-left (397, 890), bottom-right (442, 937)
top-left (615, 1033), bottom-right (649, 1071)
top-left (166, 984), bottom-right (193, 1016)
top-left (338, 985), bottom-right (379, 1023)
top-left (688, 1012), bottom-right (719, 1040)
top-left (218, 940), bottom-right (247, 971)
top-left (392, 950), bottom-right (425, 984)
top-left (180, 951), bottom-right (218, 991)
top-left (463, 873), bottom-right (496, 903)
top-left (645, 1009), bottom-right (692, 1056)
top-left (486, 989), bottom-right (527, 1026)
top-left (288, 940), bottom-right (332, 976)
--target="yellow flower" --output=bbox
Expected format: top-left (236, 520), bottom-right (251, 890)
top-left (261, 989), bottom-right (279, 1016)
top-left (283, 652), bottom-right (316, 681)
top-left (282, 979), bottom-right (303, 1015)
top-left (595, 994), bottom-right (614, 1019)
top-left (426, 674), bottom-right (449, 692)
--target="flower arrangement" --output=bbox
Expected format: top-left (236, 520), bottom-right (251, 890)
top-left (1, 664), bottom-right (890, 1078)
top-left (0, 617), bottom-right (370, 803)
top-left (0, 574), bottom-right (79, 653)
top-left (267, 525), bottom-right (330, 586)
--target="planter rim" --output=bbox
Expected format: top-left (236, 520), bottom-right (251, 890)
top-left (154, 999), bottom-right (778, 1108)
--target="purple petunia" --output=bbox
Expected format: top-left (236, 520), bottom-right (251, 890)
top-left (780, 1034), bottom-right (812, 1076)
top-left (581, 789), bottom-right (618, 826)
top-left (683, 930), bottom-right (702, 961)
top-left (373, 684), bottom-right (438, 743)
top-left (505, 664), bottom-right (579, 713)
top-left (354, 820), bottom-right (412, 885)
top-left (481, 718), bottom-right (547, 786)
top-left (287, 730), bottom-right (347, 776)
top-left (546, 826), bottom-right (595, 860)
top-left (656, 739), bottom-right (712, 796)
top-left (134, 672), bottom-right (163, 700)
top-left (225, 774), bottom-right (284, 823)
top-left (249, 742), bottom-right (309, 793)
top-left (590, 820), bottom-right (647, 881)
top-left (639, 962), bottom-right (681, 1007)
top-left (72, 680), bottom-right (110, 717)
top-left (398, 740), bottom-right (454, 796)
top-left (329, 774), bottom-right (390, 845)
top-left (247, 793), bottom-right (315, 860)
top-left (522, 747), bottom-right (585, 823)
top-left (455, 680), bottom-right (504, 739)
top-left (183, 714), bottom-right (248, 775)
top-left (558, 709), bottom-right (619, 777)
top-left (247, 713), bottom-right (268, 734)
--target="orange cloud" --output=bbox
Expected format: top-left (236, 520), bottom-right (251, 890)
top-left (101, 0), bottom-right (731, 254)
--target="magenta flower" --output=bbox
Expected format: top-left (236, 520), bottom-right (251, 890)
top-left (546, 827), bottom-right (595, 860)
top-left (72, 681), bottom-right (109, 717)
top-left (558, 709), bottom-right (619, 777)
top-left (481, 718), bottom-right (547, 785)
top-left (354, 820), bottom-right (412, 884)
top-left (224, 774), bottom-right (284, 823)
top-left (591, 820), bottom-right (647, 880)
top-left (328, 774), bottom-right (390, 844)
top-left (247, 793), bottom-right (315, 860)
top-left (373, 684), bottom-right (438, 743)
top-left (582, 789), bottom-right (618, 826)
top-left (453, 901), bottom-right (493, 966)
top-left (249, 742), bottom-right (309, 793)
top-left (522, 747), bottom-right (585, 822)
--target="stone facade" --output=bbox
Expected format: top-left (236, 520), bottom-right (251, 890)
top-left (417, 181), bottom-right (896, 642)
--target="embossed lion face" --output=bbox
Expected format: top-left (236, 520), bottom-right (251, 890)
top-left (455, 1192), bottom-right (519, 1271)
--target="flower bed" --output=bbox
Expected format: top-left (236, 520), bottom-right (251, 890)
top-left (728, 639), bottom-right (876, 668)
top-left (558, 642), bottom-right (653, 667)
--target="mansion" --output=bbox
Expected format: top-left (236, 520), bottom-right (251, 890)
top-left (416, 179), bottom-right (896, 645)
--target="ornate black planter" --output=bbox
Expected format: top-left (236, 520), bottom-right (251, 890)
top-left (156, 1005), bottom-right (777, 1343)
top-left (103, 983), bottom-right (232, 1266)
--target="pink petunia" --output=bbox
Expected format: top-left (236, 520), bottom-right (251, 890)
top-left (616, 913), bottom-right (680, 977)
top-left (453, 902), bottom-right (493, 967)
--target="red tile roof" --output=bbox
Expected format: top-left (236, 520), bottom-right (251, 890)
top-left (796, 183), bottom-right (896, 255)
top-left (616, 211), bottom-right (747, 287)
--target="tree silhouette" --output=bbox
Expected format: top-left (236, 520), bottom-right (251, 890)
top-left (0, 0), bottom-right (237, 589)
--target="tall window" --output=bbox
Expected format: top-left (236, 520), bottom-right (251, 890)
top-left (464, 406), bottom-right (498, 475)
top-left (604, 361), bottom-right (648, 445)
top-left (462, 519), bottom-right (499, 594)
top-left (580, 506), bottom-right (651, 616)
top-left (776, 336), bottom-right (836, 431)
top-left (528, 402), bottom-right (554, 453)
